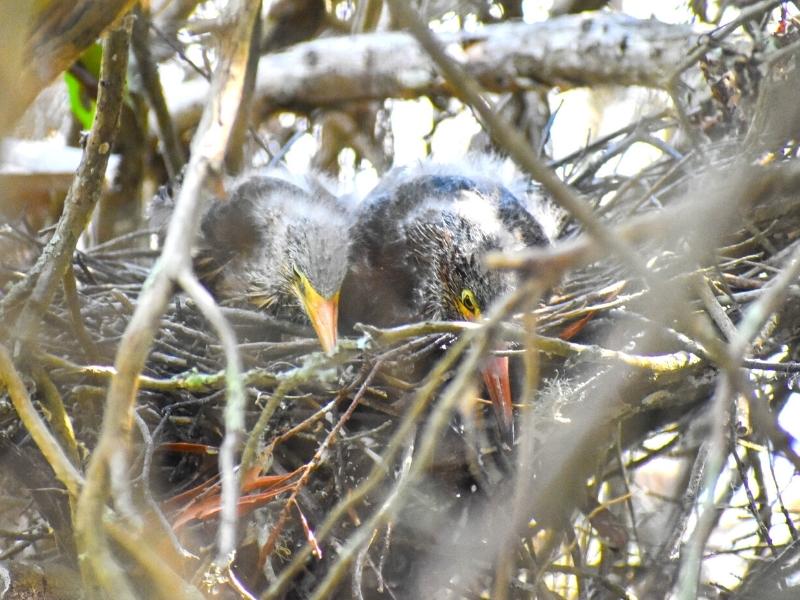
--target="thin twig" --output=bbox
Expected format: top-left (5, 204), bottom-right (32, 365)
top-left (177, 270), bottom-right (246, 561)
top-left (29, 363), bottom-right (81, 467)
top-left (0, 344), bottom-right (83, 496)
top-left (260, 362), bottom-right (381, 564)
top-left (306, 285), bottom-right (530, 599)
top-left (62, 261), bottom-right (100, 362)
top-left (1, 16), bottom-right (132, 342)
top-left (132, 6), bottom-right (185, 179)
top-left (262, 301), bottom-right (506, 598)
top-left (74, 1), bottom-right (261, 592)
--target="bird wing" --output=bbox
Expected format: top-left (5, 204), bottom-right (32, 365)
top-left (194, 177), bottom-right (289, 305)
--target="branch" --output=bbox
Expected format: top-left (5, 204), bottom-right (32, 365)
top-left (305, 285), bottom-right (533, 599)
top-left (0, 0), bottom-right (137, 133)
top-left (384, 0), bottom-right (653, 286)
top-left (0, 344), bottom-right (82, 497)
top-left (676, 200), bottom-right (800, 597)
top-left (1, 17), bottom-right (132, 340)
top-left (176, 271), bottom-right (245, 560)
top-left (262, 303), bottom-right (501, 598)
top-left (486, 161), bottom-right (800, 275)
top-left (167, 13), bottom-right (702, 131)
top-left (131, 5), bottom-right (185, 180)
top-left (74, 0), bottom-right (261, 592)
top-left (359, 321), bottom-right (703, 374)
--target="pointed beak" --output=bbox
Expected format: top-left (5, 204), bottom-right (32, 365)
top-left (300, 287), bottom-right (339, 354)
top-left (481, 355), bottom-right (514, 442)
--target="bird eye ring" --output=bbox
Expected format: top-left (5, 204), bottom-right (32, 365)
top-left (460, 289), bottom-right (478, 314)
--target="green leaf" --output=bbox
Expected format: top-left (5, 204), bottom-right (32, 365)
top-left (64, 42), bottom-right (103, 129)
top-left (64, 70), bottom-right (95, 130)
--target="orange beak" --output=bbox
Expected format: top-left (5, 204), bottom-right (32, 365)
top-left (299, 286), bottom-right (339, 354)
top-left (462, 305), bottom-right (515, 442)
top-left (481, 355), bottom-right (514, 442)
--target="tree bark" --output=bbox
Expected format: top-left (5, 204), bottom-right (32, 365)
top-left (0, 0), bottom-right (138, 134)
top-left (166, 13), bottom-right (700, 132)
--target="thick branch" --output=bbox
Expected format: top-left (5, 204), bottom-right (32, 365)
top-left (168, 13), bottom-right (700, 130)
top-left (0, 0), bottom-right (137, 133)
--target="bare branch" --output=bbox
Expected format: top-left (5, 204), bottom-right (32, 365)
top-left (0, 0), bottom-right (137, 133)
top-left (385, 0), bottom-right (653, 283)
top-left (73, 0), bottom-right (261, 592)
top-left (131, 6), bottom-right (185, 180)
top-left (0, 344), bottom-right (83, 497)
top-left (1, 16), bottom-right (132, 341)
top-left (168, 13), bottom-right (704, 131)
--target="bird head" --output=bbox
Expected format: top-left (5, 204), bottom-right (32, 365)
top-left (440, 245), bottom-right (517, 440)
top-left (283, 218), bottom-right (350, 353)
top-left (198, 174), bottom-right (350, 354)
top-left (449, 237), bottom-right (517, 437)
top-left (419, 209), bottom-right (519, 440)
top-left (415, 210), bottom-right (517, 322)
top-left (352, 164), bottom-right (546, 439)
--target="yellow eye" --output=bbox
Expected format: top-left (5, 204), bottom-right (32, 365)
top-left (460, 289), bottom-right (480, 317)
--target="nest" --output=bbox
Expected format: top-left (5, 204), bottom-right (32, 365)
top-left (5, 71), bottom-right (800, 597)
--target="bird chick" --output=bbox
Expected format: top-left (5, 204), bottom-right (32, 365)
top-left (195, 173), bottom-right (351, 353)
top-left (343, 157), bottom-right (549, 436)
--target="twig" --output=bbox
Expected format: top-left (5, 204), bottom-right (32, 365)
top-left (546, 565), bottom-right (631, 600)
top-left (38, 352), bottom-right (280, 392)
top-left (675, 195), bottom-right (800, 597)
top-left (177, 270), bottom-right (246, 561)
top-left (0, 344), bottom-right (82, 497)
top-left (29, 363), bottom-right (81, 467)
top-left (260, 362), bottom-right (381, 564)
top-left (86, 228), bottom-right (157, 253)
top-left (669, 0), bottom-right (783, 82)
top-left (695, 274), bottom-right (738, 341)
top-left (732, 446), bottom-right (776, 554)
top-left (132, 6), bottom-right (185, 179)
top-left (487, 161), bottom-right (800, 275)
top-left (305, 285), bottom-right (530, 599)
top-left (62, 261), bottom-right (100, 362)
top-left (103, 519), bottom-right (205, 600)
top-left (548, 111), bottom-right (671, 170)
top-left (239, 350), bottom-right (345, 476)
top-left (74, 1), bottom-right (261, 592)
top-left (675, 376), bottom-right (734, 600)
top-left (361, 320), bottom-right (704, 374)
top-left (133, 412), bottom-right (198, 561)
top-left (262, 300), bottom-right (501, 598)
top-left (1, 15), bottom-right (132, 342)
top-left (729, 237), bottom-right (800, 362)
